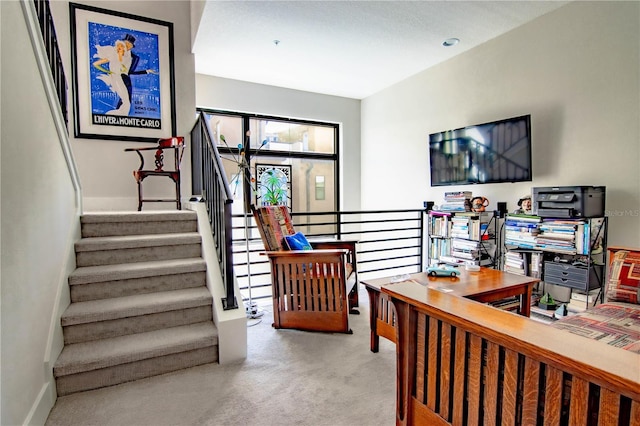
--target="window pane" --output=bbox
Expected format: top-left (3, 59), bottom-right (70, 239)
top-left (249, 119), bottom-right (335, 154)
top-left (205, 114), bottom-right (243, 149)
top-left (250, 156), bottom-right (335, 213)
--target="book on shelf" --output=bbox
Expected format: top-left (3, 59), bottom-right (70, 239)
top-left (530, 252), bottom-right (542, 276)
top-left (451, 250), bottom-right (478, 260)
top-left (439, 202), bottom-right (470, 212)
top-left (504, 264), bottom-right (526, 275)
top-left (571, 288), bottom-right (600, 303)
top-left (505, 213), bottom-right (541, 223)
top-left (444, 191), bottom-right (472, 199)
top-left (536, 230), bottom-right (575, 241)
top-left (429, 210), bottom-right (452, 217)
top-left (530, 304), bottom-right (557, 318)
top-left (503, 249), bottom-right (542, 278)
top-left (490, 296), bottom-right (520, 312)
top-left (429, 214), bottom-right (450, 237)
top-left (439, 255), bottom-right (465, 265)
top-left (566, 299), bottom-right (589, 313)
top-left (505, 225), bottom-right (539, 233)
top-left (505, 232), bottom-right (538, 244)
top-left (583, 217), bottom-right (605, 255)
top-left (429, 238), bottom-right (451, 260)
top-left (451, 238), bottom-right (480, 249)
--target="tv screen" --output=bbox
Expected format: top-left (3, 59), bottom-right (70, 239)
top-left (429, 115), bottom-right (532, 187)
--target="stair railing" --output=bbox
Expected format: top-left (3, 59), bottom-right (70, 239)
top-left (190, 113), bottom-right (238, 310)
top-left (32, 0), bottom-right (68, 129)
top-left (22, 0), bottom-right (81, 211)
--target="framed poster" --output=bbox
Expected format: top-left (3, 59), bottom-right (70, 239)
top-left (70, 3), bottom-right (176, 141)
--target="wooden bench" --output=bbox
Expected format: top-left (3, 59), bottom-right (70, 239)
top-left (383, 281), bottom-right (640, 425)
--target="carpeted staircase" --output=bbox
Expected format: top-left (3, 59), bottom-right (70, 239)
top-left (53, 211), bottom-right (218, 396)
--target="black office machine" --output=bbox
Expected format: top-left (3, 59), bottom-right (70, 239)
top-left (532, 186), bottom-right (606, 218)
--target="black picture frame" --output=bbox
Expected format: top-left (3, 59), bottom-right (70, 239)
top-left (69, 3), bottom-right (176, 142)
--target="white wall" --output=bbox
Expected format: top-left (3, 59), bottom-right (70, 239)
top-left (195, 75), bottom-right (362, 211)
top-left (49, 0), bottom-right (197, 212)
top-left (361, 1), bottom-right (640, 247)
top-left (1, 2), bottom-right (80, 424)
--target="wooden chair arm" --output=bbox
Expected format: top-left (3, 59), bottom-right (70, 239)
top-left (310, 240), bottom-right (358, 280)
top-left (310, 240), bottom-right (357, 251)
top-left (262, 249), bottom-right (349, 259)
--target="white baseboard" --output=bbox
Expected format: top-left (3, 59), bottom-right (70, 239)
top-left (24, 381), bottom-right (56, 426)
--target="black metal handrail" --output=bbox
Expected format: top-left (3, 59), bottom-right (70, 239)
top-left (190, 113), bottom-right (238, 310)
top-left (33, 0), bottom-right (68, 128)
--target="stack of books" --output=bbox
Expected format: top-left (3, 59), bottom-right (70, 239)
top-left (504, 251), bottom-right (527, 275)
top-left (504, 214), bottom-right (541, 248)
top-left (567, 288), bottom-right (600, 312)
top-left (451, 238), bottom-right (480, 261)
top-left (536, 219), bottom-right (580, 254)
top-left (450, 216), bottom-right (472, 239)
top-left (439, 191), bottom-right (472, 212)
top-left (504, 250), bottom-right (542, 278)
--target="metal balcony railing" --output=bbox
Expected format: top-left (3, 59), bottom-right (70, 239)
top-left (231, 209), bottom-right (427, 305)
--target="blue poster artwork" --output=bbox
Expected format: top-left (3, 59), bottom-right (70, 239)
top-left (88, 22), bottom-right (162, 130)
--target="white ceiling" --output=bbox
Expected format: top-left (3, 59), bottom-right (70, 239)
top-left (193, 1), bottom-right (567, 99)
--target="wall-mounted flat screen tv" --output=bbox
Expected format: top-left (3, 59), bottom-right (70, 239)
top-left (429, 114), bottom-right (532, 187)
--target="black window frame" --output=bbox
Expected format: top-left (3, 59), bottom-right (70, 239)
top-left (198, 108), bottom-right (340, 214)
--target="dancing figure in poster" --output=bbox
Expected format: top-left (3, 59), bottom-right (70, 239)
top-left (93, 34), bottom-right (157, 116)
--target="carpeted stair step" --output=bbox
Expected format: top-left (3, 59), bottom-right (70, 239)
top-left (53, 322), bottom-right (218, 396)
top-left (75, 232), bottom-right (202, 267)
top-left (61, 287), bottom-right (213, 344)
top-left (68, 258), bottom-right (207, 302)
top-left (81, 210), bottom-right (198, 237)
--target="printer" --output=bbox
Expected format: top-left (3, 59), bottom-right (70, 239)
top-left (532, 186), bottom-right (606, 218)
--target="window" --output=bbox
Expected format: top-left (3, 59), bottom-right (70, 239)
top-left (203, 110), bottom-right (339, 215)
top-left (315, 176), bottom-right (325, 200)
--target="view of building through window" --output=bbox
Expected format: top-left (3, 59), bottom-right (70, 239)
top-left (203, 110), bottom-right (339, 218)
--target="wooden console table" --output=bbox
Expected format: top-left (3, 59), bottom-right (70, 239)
top-left (361, 268), bottom-right (538, 352)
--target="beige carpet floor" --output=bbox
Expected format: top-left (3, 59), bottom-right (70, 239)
top-left (45, 287), bottom-right (397, 426)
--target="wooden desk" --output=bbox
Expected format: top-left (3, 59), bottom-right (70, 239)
top-left (361, 268), bottom-right (539, 352)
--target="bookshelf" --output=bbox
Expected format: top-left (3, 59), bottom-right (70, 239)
top-left (427, 210), bottom-right (498, 267)
top-left (503, 213), bottom-right (608, 310)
